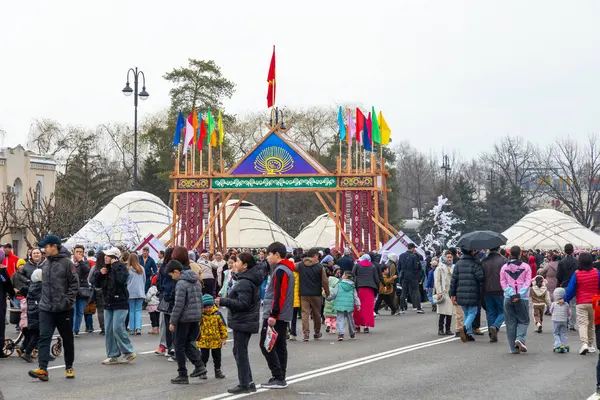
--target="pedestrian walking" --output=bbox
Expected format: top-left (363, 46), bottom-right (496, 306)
top-left (167, 260), bottom-right (207, 384)
top-left (296, 248), bottom-right (329, 341)
top-left (327, 271), bottom-right (360, 341)
top-left (217, 252), bottom-right (263, 394)
top-left (530, 276), bottom-right (551, 333)
top-left (72, 245), bottom-right (91, 337)
top-left (450, 249), bottom-right (484, 343)
top-left (18, 269), bottom-right (43, 363)
top-left (353, 254), bottom-right (380, 333)
top-left (28, 235), bottom-right (78, 381)
top-left (550, 287), bottom-right (570, 353)
top-left (96, 247), bottom-right (136, 366)
top-left (399, 243), bottom-right (424, 313)
top-left (557, 243), bottom-right (579, 330)
top-left (482, 247), bottom-right (506, 342)
top-left (127, 253), bottom-right (146, 335)
top-left (500, 245), bottom-right (532, 354)
top-left (434, 252), bottom-right (455, 336)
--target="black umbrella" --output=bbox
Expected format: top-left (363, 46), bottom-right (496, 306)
top-left (456, 231), bottom-right (507, 251)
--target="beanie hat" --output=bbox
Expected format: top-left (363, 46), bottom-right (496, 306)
top-left (202, 294), bottom-right (215, 307)
top-left (322, 255), bottom-right (334, 264)
top-left (17, 259), bottom-right (26, 268)
top-left (553, 287), bottom-right (565, 300)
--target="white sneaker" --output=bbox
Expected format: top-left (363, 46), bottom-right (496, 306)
top-left (102, 357), bottom-right (119, 365)
top-left (118, 353), bottom-right (137, 364)
top-left (589, 346), bottom-right (597, 354)
top-left (579, 343), bottom-right (589, 355)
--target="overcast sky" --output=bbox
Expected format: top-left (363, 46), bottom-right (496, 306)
top-left (1, 0), bottom-right (599, 156)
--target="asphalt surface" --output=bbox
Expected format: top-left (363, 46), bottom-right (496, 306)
top-left (1, 306), bottom-right (598, 400)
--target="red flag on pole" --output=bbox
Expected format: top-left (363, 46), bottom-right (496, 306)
top-left (356, 108), bottom-right (365, 144)
top-left (267, 46), bottom-right (276, 108)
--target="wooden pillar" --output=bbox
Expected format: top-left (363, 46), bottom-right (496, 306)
top-left (221, 192), bottom-right (227, 253)
top-left (171, 192), bottom-right (177, 246)
top-left (373, 190), bottom-right (381, 250)
top-left (382, 166), bottom-right (390, 243)
top-left (209, 192), bottom-right (215, 253)
top-left (335, 190), bottom-right (340, 250)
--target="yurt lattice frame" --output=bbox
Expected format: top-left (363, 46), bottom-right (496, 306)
top-left (158, 119), bottom-right (398, 256)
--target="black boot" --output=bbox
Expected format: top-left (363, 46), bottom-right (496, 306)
top-left (171, 375), bottom-right (189, 384)
top-left (228, 383), bottom-right (257, 394)
top-left (190, 365), bottom-right (208, 378)
top-left (215, 369), bottom-right (225, 379)
top-left (438, 328), bottom-right (445, 336)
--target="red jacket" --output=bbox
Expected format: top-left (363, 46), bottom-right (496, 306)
top-left (528, 256), bottom-right (537, 278)
top-left (3, 252), bottom-right (19, 278)
top-left (575, 269), bottom-right (600, 304)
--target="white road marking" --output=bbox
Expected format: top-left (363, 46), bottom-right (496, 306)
top-left (198, 331), bottom-right (485, 400)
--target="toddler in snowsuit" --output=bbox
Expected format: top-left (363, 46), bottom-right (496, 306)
top-left (196, 294), bottom-right (228, 379)
top-left (530, 276), bottom-right (551, 333)
top-left (327, 271), bottom-right (361, 341)
top-left (550, 287), bottom-right (571, 353)
top-left (145, 277), bottom-right (160, 334)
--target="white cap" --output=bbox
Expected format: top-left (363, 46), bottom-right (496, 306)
top-left (104, 247), bottom-right (121, 259)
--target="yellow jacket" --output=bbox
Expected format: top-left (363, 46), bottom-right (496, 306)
top-left (196, 306), bottom-right (228, 349)
top-left (293, 271), bottom-right (300, 308)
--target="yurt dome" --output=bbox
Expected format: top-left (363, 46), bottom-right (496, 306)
top-left (295, 213), bottom-right (336, 249)
top-left (224, 199), bottom-right (298, 249)
top-left (65, 191), bottom-right (172, 249)
top-left (502, 209), bottom-right (600, 250)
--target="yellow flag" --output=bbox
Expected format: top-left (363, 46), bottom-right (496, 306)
top-left (218, 110), bottom-right (224, 144)
top-left (210, 123), bottom-right (217, 147)
top-left (192, 108), bottom-right (199, 144)
top-left (378, 111), bottom-right (391, 145)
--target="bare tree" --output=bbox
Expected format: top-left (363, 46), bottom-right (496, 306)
top-left (535, 135), bottom-right (600, 229)
top-left (285, 107), bottom-right (337, 156)
top-left (0, 192), bottom-right (17, 242)
top-left (98, 123), bottom-right (135, 184)
top-left (227, 112), bottom-right (267, 161)
top-left (15, 188), bottom-right (57, 246)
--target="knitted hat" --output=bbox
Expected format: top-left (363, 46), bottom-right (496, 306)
top-left (553, 287), bottom-right (565, 300)
top-left (17, 259), bottom-right (26, 268)
top-left (202, 294), bottom-right (215, 307)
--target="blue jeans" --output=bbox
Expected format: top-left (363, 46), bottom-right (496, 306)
top-left (504, 298), bottom-right (529, 353)
top-left (553, 321), bottom-right (567, 348)
top-left (461, 306), bottom-right (478, 335)
top-left (128, 298), bottom-right (143, 331)
top-left (426, 288), bottom-right (434, 305)
top-left (485, 295), bottom-right (505, 329)
top-left (73, 299), bottom-right (86, 332)
top-left (84, 314), bottom-right (94, 331)
top-left (104, 309), bottom-right (134, 358)
top-left (336, 311), bottom-right (356, 335)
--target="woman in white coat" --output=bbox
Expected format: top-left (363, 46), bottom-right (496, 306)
top-left (434, 252), bottom-right (455, 336)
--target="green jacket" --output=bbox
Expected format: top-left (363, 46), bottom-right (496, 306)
top-left (323, 276), bottom-right (339, 317)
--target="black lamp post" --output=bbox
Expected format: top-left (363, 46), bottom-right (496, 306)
top-left (122, 67), bottom-right (149, 189)
top-left (441, 154), bottom-right (451, 197)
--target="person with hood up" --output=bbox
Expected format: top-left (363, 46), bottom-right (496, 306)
top-left (327, 270), bottom-right (361, 341)
top-left (564, 252), bottom-right (600, 355)
top-left (296, 247), bottom-right (329, 342)
top-left (482, 247), bottom-right (507, 342)
top-left (530, 275), bottom-right (552, 333)
top-left (539, 254), bottom-right (560, 301)
top-left (96, 247), bottom-right (137, 366)
top-left (28, 235), bottom-right (78, 381)
top-left (167, 260), bottom-right (207, 384)
top-left (19, 269), bottom-right (43, 363)
top-left (449, 248), bottom-right (484, 343)
top-left (500, 245), bottom-right (532, 354)
top-left (557, 243), bottom-right (579, 330)
top-left (216, 252), bottom-right (263, 394)
top-left (550, 287), bottom-right (571, 353)
top-left (528, 254), bottom-right (537, 278)
top-left (352, 254), bottom-right (380, 333)
top-left (260, 242), bottom-right (296, 389)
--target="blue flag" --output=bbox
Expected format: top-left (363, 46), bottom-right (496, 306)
top-left (362, 113), bottom-right (372, 151)
top-left (337, 106), bottom-right (346, 141)
top-left (173, 110), bottom-right (185, 147)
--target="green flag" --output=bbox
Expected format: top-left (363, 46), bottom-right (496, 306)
top-left (371, 106), bottom-right (381, 144)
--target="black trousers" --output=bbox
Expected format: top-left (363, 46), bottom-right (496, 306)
top-left (289, 307), bottom-right (300, 336)
top-left (438, 314), bottom-right (452, 331)
top-left (200, 347), bottom-right (222, 369)
top-left (375, 293), bottom-right (398, 314)
top-left (164, 313), bottom-right (173, 350)
top-left (202, 279), bottom-right (215, 295)
top-left (174, 321), bottom-right (204, 376)
top-left (38, 310), bottom-right (74, 370)
top-left (233, 330), bottom-right (253, 387)
top-left (149, 311), bottom-right (160, 328)
top-left (401, 279), bottom-right (422, 310)
top-left (260, 319), bottom-right (288, 381)
top-left (25, 328), bottom-right (40, 355)
top-left (0, 304), bottom-right (6, 347)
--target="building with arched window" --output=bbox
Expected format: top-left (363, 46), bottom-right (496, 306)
top-left (0, 145), bottom-right (56, 257)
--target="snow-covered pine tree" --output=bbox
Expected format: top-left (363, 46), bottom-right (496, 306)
top-left (418, 195), bottom-right (464, 253)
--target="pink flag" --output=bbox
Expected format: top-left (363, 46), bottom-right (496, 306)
top-left (183, 113), bottom-right (194, 154)
top-left (347, 108), bottom-right (356, 144)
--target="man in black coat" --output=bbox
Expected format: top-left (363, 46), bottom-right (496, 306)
top-left (556, 243), bottom-right (578, 330)
top-left (337, 248), bottom-right (355, 276)
top-left (28, 235), bottom-right (78, 381)
top-left (482, 248), bottom-right (507, 342)
top-left (450, 249), bottom-right (484, 342)
top-left (398, 243), bottom-right (424, 314)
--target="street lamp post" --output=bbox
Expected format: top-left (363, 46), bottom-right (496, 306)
top-left (122, 67), bottom-right (149, 189)
top-left (441, 154), bottom-right (451, 198)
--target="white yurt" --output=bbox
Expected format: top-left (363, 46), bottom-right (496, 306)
top-left (224, 199), bottom-right (299, 249)
top-left (65, 191), bottom-right (172, 249)
top-left (502, 209), bottom-right (600, 250)
top-left (295, 213), bottom-right (335, 249)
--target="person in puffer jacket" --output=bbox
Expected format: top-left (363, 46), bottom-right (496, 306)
top-left (564, 252), bottom-right (600, 355)
top-left (327, 271), bottom-right (361, 341)
top-left (450, 249), bottom-right (484, 343)
top-left (19, 269), bottom-right (43, 363)
top-left (167, 260), bottom-right (207, 384)
top-left (196, 294), bottom-right (228, 380)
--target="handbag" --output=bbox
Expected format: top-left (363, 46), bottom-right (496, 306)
top-left (78, 287), bottom-right (94, 300)
top-left (432, 268), bottom-right (446, 305)
top-left (157, 297), bottom-right (173, 314)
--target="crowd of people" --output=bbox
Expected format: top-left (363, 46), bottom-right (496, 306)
top-left (2, 235), bottom-right (600, 394)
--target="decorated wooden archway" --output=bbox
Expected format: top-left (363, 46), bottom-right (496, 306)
top-left (158, 115), bottom-right (398, 257)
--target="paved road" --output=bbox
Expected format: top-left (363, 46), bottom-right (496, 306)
top-left (1, 306), bottom-right (598, 400)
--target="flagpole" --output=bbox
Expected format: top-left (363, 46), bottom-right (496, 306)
top-left (192, 145), bottom-right (195, 175)
top-left (176, 145), bottom-right (181, 175)
top-left (220, 142), bottom-right (223, 173)
top-left (338, 137), bottom-right (342, 171)
top-left (347, 136), bottom-right (352, 174)
top-left (184, 149), bottom-right (188, 175)
top-left (208, 140), bottom-right (213, 175)
top-left (379, 143), bottom-right (383, 172)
